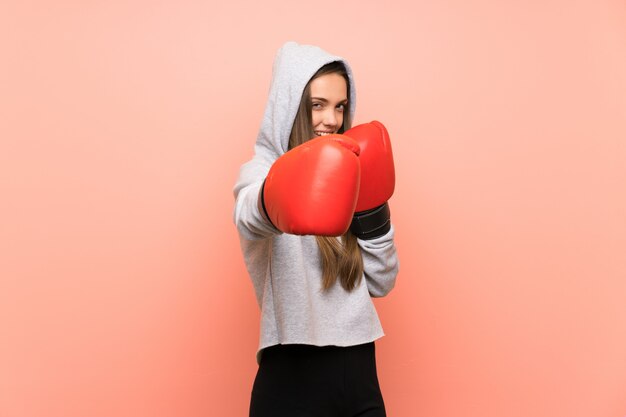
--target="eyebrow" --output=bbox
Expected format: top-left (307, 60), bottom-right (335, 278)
top-left (311, 97), bottom-right (349, 103)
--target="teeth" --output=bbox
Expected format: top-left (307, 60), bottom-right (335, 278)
top-left (315, 131), bottom-right (333, 136)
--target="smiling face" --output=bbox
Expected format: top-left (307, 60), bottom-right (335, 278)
top-left (309, 73), bottom-right (348, 137)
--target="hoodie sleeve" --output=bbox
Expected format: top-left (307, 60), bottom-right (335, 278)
top-left (358, 224), bottom-right (399, 297)
top-left (233, 180), bottom-right (283, 240)
top-left (233, 155), bottom-right (283, 240)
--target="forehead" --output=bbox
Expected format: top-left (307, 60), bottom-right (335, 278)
top-left (310, 73), bottom-right (348, 100)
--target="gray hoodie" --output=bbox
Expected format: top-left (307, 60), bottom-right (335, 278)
top-left (233, 41), bottom-right (399, 363)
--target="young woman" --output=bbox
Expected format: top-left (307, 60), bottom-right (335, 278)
top-left (233, 41), bottom-right (399, 417)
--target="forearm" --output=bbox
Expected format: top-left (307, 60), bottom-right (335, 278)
top-left (359, 224), bottom-right (399, 297)
top-left (234, 181), bottom-right (282, 240)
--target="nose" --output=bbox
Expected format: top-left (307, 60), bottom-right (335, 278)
top-left (323, 109), bottom-right (338, 128)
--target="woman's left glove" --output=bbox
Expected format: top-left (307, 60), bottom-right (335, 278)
top-left (343, 121), bottom-right (395, 240)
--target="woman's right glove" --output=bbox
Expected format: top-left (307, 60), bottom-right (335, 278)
top-left (344, 121), bottom-right (395, 240)
top-left (259, 135), bottom-right (361, 236)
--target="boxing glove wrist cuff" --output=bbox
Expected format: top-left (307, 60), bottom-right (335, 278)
top-left (258, 179), bottom-right (276, 229)
top-left (350, 202), bottom-right (391, 240)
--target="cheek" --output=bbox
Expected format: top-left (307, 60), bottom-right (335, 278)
top-left (311, 112), bottom-right (322, 127)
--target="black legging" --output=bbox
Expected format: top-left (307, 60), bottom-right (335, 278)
top-left (249, 342), bottom-right (386, 417)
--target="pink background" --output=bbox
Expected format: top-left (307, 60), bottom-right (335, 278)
top-left (1, 1), bottom-right (625, 416)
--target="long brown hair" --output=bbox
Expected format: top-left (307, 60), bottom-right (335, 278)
top-left (288, 61), bottom-right (364, 291)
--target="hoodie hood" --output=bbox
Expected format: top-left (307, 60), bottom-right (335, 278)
top-left (235, 41), bottom-right (357, 194)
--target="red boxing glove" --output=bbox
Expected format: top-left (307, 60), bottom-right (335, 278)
top-left (260, 135), bottom-right (361, 236)
top-left (343, 121), bottom-right (395, 239)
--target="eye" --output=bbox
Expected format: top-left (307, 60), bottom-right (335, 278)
top-left (312, 102), bottom-right (323, 109)
top-left (336, 103), bottom-right (346, 112)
